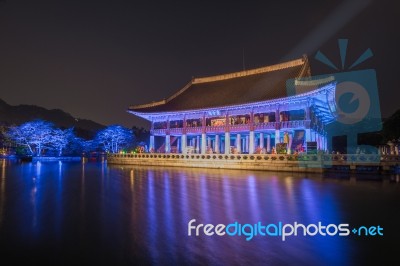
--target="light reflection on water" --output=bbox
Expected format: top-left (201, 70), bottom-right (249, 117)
top-left (0, 160), bottom-right (399, 265)
top-left (0, 159), bottom-right (6, 226)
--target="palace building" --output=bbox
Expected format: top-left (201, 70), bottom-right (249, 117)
top-left (128, 56), bottom-right (336, 155)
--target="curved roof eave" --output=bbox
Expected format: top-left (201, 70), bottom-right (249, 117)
top-left (128, 82), bottom-right (337, 121)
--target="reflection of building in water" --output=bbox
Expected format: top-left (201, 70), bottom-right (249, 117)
top-left (128, 56), bottom-right (336, 154)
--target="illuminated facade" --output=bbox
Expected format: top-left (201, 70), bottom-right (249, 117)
top-left (128, 56), bottom-right (336, 154)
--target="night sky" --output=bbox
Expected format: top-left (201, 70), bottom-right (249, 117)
top-left (0, 0), bottom-right (399, 128)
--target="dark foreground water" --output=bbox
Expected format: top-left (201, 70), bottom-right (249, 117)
top-left (0, 159), bottom-right (399, 265)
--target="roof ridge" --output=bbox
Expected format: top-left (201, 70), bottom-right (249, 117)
top-left (130, 81), bottom-right (193, 110)
top-left (192, 57), bottom-right (305, 84)
top-left (130, 99), bottom-right (166, 109)
top-left (129, 56), bottom-right (308, 111)
top-left (166, 81), bottom-right (193, 103)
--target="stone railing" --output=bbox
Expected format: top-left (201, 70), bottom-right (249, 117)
top-left (205, 126), bottom-right (226, 133)
top-left (186, 127), bottom-right (203, 134)
top-left (229, 124), bottom-right (250, 132)
top-left (152, 120), bottom-right (311, 135)
top-left (254, 122), bottom-right (277, 130)
top-left (108, 153), bottom-right (320, 162)
top-left (322, 154), bottom-right (400, 163)
top-left (280, 120), bottom-right (310, 129)
top-left (107, 153), bottom-right (400, 173)
top-left (109, 153), bottom-right (400, 163)
top-left (169, 128), bottom-right (182, 134)
top-left (152, 128), bottom-right (168, 135)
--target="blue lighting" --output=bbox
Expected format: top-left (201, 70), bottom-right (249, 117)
top-left (131, 83), bottom-right (337, 122)
top-left (207, 110), bottom-right (221, 116)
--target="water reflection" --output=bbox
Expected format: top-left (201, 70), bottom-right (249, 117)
top-left (111, 166), bottom-right (350, 265)
top-left (146, 170), bottom-right (158, 263)
top-left (0, 161), bottom-right (399, 264)
top-left (0, 159), bottom-right (6, 226)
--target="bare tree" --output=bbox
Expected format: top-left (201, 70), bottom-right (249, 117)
top-left (7, 120), bottom-right (54, 156)
top-left (51, 128), bottom-right (75, 156)
top-left (95, 125), bottom-right (133, 153)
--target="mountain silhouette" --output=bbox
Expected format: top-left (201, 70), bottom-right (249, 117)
top-left (0, 98), bottom-right (105, 139)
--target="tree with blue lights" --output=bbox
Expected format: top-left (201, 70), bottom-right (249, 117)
top-left (51, 127), bottom-right (75, 156)
top-left (94, 125), bottom-right (133, 153)
top-left (7, 120), bottom-right (55, 156)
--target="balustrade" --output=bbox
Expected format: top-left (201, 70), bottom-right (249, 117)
top-left (153, 120), bottom-right (311, 135)
top-left (109, 153), bottom-right (400, 163)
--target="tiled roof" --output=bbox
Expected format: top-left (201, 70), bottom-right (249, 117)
top-left (129, 56), bottom-right (310, 113)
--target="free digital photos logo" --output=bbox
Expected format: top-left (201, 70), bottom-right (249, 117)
top-left (187, 219), bottom-right (383, 241)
